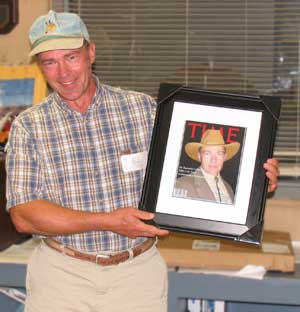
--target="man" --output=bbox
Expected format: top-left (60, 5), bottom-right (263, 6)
top-left (174, 129), bottom-right (237, 203)
top-left (6, 10), bottom-right (168, 312)
top-left (5, 10), bottom-right (279, 312)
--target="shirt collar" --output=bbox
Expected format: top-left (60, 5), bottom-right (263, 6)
top-left (200, 167), bottom-right (221, 182)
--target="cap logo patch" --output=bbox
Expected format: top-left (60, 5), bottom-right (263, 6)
top-left (45, 21), bottom-right (56, 34)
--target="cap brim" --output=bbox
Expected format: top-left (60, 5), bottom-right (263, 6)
top-left (29, 37), bottom-right (84, 57)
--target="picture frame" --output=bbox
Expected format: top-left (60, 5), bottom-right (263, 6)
top-left (139, 83), bottom-right (281, 245)
top-left (0, 0), bottom-right (19, 34)
top-left (0, 64), bottom-right (47, 154)
top-left (0, 64), bottom-right (47, 106)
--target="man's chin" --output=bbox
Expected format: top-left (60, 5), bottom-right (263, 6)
top-left (59, 92), bottom-right (81, 103)
top-left (207, 171), bottom-right (219, 177)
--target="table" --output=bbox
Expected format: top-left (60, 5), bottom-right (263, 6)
top-left (1, 260), bottom-right (300, 311)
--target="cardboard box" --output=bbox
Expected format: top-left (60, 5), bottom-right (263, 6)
top-left (157, 230), bottom-right (295, 272)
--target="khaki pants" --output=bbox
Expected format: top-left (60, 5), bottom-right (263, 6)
top-left (25, 240), bottom-right (168, 312)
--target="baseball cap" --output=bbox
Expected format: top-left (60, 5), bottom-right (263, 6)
top-left (29, 10), bottom-right (90, 57)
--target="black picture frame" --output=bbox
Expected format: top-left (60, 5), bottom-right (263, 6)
top-left (139, 83), bottom-right (281, 245)
top-left (0, 0), bottom-right (18, 34)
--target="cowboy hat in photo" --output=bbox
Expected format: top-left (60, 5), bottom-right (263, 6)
top-left (185, 129), bottom-right (240, 162)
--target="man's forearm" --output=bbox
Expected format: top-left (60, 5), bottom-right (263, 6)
top-left (9, 199), bottom-right (105, 236)
top-left (9, 199), bottom-right (169, 238)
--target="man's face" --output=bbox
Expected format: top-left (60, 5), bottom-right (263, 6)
top-left (198, 145), bottom-right (227, 177)
top-left (38, 43), bottom-right (96, 106)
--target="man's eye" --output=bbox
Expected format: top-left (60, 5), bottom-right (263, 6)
top-left (68, 54), bottom-right (78, 61)
top-left (42, 61), bottom-right (55, 66)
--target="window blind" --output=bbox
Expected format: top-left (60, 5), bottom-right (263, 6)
top-left (52, 0), bottom-right (300, 179)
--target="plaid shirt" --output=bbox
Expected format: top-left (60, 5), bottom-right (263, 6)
top-left (5, 78), bottom-right (156, 252)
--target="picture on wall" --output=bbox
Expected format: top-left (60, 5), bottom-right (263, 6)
top-left (0, 64), bottom-right (47, 154)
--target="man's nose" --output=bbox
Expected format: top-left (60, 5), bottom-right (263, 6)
top-left (57, 61), bottom-right (70, 77)
top-left (210, 154), bottom-right (217, 162)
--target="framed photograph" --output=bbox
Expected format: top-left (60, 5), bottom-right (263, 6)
top-left (0, 64), bottom-right (47, 107)
top-left (0, 64), bottom-right (47, 154)
top-left (0, 0), bottom-right (18, 34)
top-left (139, 83), bottom-right (281, 244)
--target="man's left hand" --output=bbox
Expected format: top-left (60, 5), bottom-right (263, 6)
top-left (264, 158), bottom-right (279, 193)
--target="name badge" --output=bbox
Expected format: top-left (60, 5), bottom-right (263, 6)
top-left (121, 151), bottom-right (148, 173)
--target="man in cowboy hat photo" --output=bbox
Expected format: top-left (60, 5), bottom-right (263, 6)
top-left (174, 129), bottom-right (240, 204)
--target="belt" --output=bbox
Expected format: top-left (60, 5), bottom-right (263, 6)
top-left (44, 237), bottom-right (156, 266)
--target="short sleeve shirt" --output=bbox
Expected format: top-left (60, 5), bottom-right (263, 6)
top-left (5, 78), bottom-right (156, 252)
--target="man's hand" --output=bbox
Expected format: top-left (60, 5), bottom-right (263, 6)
top-left (107, 207), bottom-right (169, 239)
top-left (264, 158), bottom-right (280, 193)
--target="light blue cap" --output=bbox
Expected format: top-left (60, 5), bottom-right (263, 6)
top-left (29, 10), bottom-right (90, 56)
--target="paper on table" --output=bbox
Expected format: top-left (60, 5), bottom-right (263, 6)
top-left (232, 265), bottom-right (266, 279)
top-left (178, 264), bottom-right (266, 280)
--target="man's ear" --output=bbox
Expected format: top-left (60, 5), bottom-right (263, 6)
top-left (88, 42), bottom-right (96, 64)
top-left (224, 148), bottom-right (228, 160)
top-left (197, 151), bottom-right (202, 162)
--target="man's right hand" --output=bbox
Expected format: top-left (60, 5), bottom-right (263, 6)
top-left (106, 207), bottom-right (169, 239)
top-left (10, 200), bottom-right (169, 238)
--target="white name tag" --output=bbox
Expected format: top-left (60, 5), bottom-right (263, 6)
top-left (121, 151), bottom-right (148, 173)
